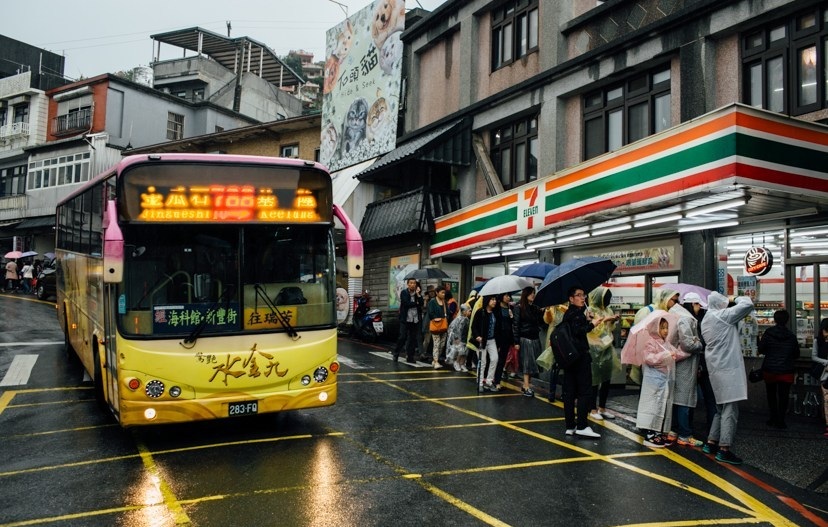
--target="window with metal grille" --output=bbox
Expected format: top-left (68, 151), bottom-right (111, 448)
top-left (166, 112), bottom-right (184, 140)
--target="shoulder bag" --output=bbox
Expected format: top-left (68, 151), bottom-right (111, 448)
top-left (429, 302), bottom-right (448, 334)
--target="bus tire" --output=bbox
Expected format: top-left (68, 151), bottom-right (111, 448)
top-left (92, 345), bottom-right (106, 406)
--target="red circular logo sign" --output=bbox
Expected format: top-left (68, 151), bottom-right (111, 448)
top-left (744, 246), bottom-right (773, 276)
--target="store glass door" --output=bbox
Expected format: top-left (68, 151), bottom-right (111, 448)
top-left (789, 263), bottom-right (827, 353)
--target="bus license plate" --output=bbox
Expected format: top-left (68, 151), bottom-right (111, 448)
top-left (228, 401), bottom-right (258, 416)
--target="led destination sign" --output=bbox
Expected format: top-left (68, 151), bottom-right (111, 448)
top-left (136, 185), bottom-right (320, 222)
top-left (119, 163), bottom-right (333, 224)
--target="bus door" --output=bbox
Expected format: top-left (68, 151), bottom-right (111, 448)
top-left (103, 283), bottom-right (120, 415)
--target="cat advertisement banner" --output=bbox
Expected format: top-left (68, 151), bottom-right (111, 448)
top-left (321, 0), bottom-right (405, 172)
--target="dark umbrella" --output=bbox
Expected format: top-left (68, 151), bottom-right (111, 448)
top-left (534, 257), bottom-right (617, 307)
top-left (512, 262), bottom-right (557, 279)
top-left (403, 267), bottom-right (450, 280)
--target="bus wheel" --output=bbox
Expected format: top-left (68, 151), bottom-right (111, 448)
top-left (92, 346), bottom-right (106, 406)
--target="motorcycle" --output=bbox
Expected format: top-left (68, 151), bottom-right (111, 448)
top-left (351, 291), bottom-right (383, 342)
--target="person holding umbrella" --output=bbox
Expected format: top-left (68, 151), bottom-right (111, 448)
top-left (560, 286), bottom-right (607, 438)
top-left (469, 295), bottom-right (500, 392)
top-left (393, 279), bottom-right (424, 363)
top-left (4, 258), bottom-right (18, 293)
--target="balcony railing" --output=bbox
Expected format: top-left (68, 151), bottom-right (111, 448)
top-left (52, 108), bottom-right (92, 136)
top-left (0, 122), bottom-right (30, 139)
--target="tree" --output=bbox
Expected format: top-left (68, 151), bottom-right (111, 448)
top-left (280, 53), bottom-right (304, 78)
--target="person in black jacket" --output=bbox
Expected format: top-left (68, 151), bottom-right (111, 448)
top-left (757, 309), bottom-right (800, 429)
top-left (560, 286), bottom-right (607, 438)
top-left (513, 286), bottom-right (549, 397)
top-left (394, 279), bottom-right (424, 363)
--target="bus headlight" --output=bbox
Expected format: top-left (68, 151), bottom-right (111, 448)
top-left (313, 367), bottom-right (328, 383)
top-left (301, 375), bottom-right (311, 386)
top-left (144, 408), bottom-right (157, 420)
top-left (169, 386), bottom-right (182, 398)
top-left (145, 380), bottom-right (165, 398)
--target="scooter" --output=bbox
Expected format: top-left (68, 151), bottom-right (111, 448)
top-left (351, 291), bottom-right (383, 342)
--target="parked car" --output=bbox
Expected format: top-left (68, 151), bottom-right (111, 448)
top-left (35, 259), bottom-right (56, 300)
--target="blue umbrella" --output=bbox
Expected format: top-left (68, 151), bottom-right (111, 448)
top-left (512, 262), bottom-right (557, 279)
top-left (535, 257), bottom-right (617, 307)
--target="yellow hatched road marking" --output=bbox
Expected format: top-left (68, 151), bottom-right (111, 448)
top-left (362, 372), bottom-right (797, 526)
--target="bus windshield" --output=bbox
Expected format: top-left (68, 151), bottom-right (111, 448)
top-left (117, 223), bottom-right (335, 337)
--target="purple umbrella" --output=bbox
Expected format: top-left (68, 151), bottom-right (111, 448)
top-left (655, 282), bottom-right (712, 307)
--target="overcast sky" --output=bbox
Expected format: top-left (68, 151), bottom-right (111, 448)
top-left (4, 0), bottom-right (445, 81)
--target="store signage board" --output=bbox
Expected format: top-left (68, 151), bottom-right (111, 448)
top-left (744, 246), bottom-right (773, 276)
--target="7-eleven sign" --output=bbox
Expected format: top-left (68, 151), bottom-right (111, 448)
top-left (518, 184), bottom-right (543, 235)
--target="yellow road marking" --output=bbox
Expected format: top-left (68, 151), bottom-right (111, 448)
top-left (361, 372), bottom-right (791, 525)
top-left (134, 439), bottom-right (192, 526)
top-left (0, 391), bottom-right (14, 414)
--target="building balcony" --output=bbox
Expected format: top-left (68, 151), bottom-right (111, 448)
top-left (0, 194), bottom-right (27, 220)
top-left (0, 122), bottom-right (29, 140)
top-left (52, 109), bottom-right (91, 136)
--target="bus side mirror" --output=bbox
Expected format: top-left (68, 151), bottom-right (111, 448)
top-left (102, 199), bottom-right (124, 283)
top-left (333, 204), bottom-right (363, 278)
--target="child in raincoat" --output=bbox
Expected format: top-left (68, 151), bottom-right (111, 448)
top-left (635, 316), bottom-right (688, 448)
top-left (446, 304), bottom-right (471, 371)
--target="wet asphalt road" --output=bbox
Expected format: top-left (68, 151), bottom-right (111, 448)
top-left (1, 293), bottom-right (826, 527)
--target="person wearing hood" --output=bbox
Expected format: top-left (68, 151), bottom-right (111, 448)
top-left (635, 314), bottom-right (687, 447)
top-left (757, 309), bottom-right (800, 429)
top-left (699, 292), bottom-right (755, 465)
top-left (669, 292), bottom-right (705, 447)
top-left (630, 289), bottom-right (681, 387)
top-left (586, 286), bottom-right (620, 420)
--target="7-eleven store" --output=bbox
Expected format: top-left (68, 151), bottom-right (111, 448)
top-left (432, 104), bottom-right (828, 386)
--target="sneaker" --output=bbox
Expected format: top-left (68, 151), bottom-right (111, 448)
top-left (453, 362), bottom-right (462, 371)
top-left (460, 365), bottom-right (469, 372)
top-left (565, 428), bottom-right (575, 436)
top-left (643, 433), bottom-right (666, 448)
top-left (589, 411), bottom-right (604, 421)
top-left (575, 426), bottom-right (601, 438)
top-left (599, 411), bottom-right (615, 420)
top-left (702, 442), bottom-right (718, 455)
top-left (522, 388), bottom-right (535, 397)
top-left (433, 361), bottom-right (440, 369)
top-left (715, 449), bottom-right (743, 465)
top-left (486, 384), bottom-right (501, 392)
top-left (677, 436), bottom-right (704, 448)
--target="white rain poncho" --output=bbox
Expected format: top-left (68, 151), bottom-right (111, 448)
top-left (669, 303), bottom-right (703, 407)
top-left (700, 292), bottom-right (754, 404)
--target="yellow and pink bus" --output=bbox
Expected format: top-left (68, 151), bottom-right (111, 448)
top-left (55, 153), bottom-right (363, 426)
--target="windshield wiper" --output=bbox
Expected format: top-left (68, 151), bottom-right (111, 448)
top-left (253, 283), bottom-right (301, 341)
top-left (180, 285), bottom-right (237, 349)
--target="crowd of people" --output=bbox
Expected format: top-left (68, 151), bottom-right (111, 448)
top-left (389, 275), bottom-right (828, 463)
top-left (2, 258), bottom-right (43, 295)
